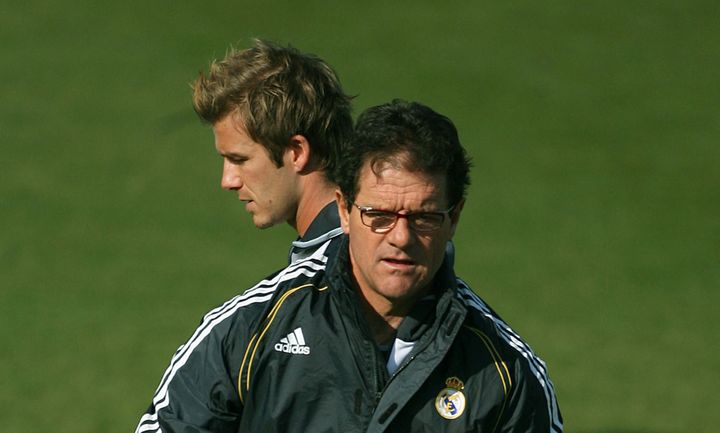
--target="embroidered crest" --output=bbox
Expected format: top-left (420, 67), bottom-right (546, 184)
top-left (435, 377), bottom-right (466, 420)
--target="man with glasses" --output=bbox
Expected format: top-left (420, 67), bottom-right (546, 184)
top-left (135, 100), bottom-right (562, 432)
top-left (332, 100), bottom-right (562, 431)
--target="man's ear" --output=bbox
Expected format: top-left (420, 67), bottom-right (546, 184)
top-left (449, 199), bottom-right (465, 238)
top-left (336, 190), bottom-right (351, 234)
top-left (286, 134), bottom-right (311, 173)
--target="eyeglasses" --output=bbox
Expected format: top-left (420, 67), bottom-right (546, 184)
top-left (352, 203), bottom-right (456, 233)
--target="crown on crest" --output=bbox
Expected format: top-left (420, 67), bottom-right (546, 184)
top-left (445, 376), bottom-right (464, 390)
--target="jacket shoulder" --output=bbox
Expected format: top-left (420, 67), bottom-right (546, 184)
top-left (134, 243), bottom-right (334, 433)
top-left (227, 250), bottom-right (332, 328)
top-left (454, 278), bottom-right (563, 432)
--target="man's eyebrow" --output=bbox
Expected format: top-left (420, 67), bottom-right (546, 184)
top-left (358, 204), bottom-right (447, 213)
top-left (218, 150), bottom-right (247, 159)
top-left (220, 153), bottom-right (249, 165)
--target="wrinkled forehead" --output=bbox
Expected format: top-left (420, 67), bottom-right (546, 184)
top-left (357, 158), bottom-right (449, 206)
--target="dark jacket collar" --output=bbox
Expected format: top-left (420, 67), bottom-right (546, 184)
top-left (288, 201), bottom-right (343, 263)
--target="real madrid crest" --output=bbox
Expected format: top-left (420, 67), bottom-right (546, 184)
top-left (435, 376), bottom-right (466, 420)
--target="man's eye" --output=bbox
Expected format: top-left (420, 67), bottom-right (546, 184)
top-left (227, 156), bottom-right (248, 165)
top-left (365, 212), bottom-right (395, 222)
top-left (414, 213), bottom-right (443, 224)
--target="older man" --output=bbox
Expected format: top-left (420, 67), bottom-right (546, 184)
top-left (135, 100), bottom-right (562, 433)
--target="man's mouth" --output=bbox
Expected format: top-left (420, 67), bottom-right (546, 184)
top-left (240, 199), bottom-right (254, 212)
top-left (383, 257), bottom-right (416, 266)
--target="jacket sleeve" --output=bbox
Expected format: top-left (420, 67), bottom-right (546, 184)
top-left (496, 353), bottom-right (563, 433)
top-left (134, 313), bottom-right (244, 433)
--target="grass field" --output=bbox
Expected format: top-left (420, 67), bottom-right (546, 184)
top-left (2, 1), bottom-right (718, 432)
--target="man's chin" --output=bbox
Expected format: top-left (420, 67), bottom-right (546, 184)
top-left (250, 213), bottom-right (282, 230)
top-left (252, 218), bottom-right (276, 230)
top-left (378, 280), bottom-right (428, 303)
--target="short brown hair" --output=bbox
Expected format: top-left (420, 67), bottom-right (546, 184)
top-left (335, 100), bottom-right (471, 209)
top-left (192, 39), bottom-right (353, 170)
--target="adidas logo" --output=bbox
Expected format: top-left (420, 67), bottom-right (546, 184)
top-left (274, 327), bottom-right (311, 355)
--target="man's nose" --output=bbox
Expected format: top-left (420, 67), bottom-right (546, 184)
top-left (220, 159), bottom-right (242, 190)
top-left (386, 215), bottom-right (414, 247)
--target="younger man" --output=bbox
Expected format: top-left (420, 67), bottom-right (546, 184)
top-left (192, 39), bottom-right (353, 261)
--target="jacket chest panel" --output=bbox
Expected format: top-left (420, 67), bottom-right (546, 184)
top-left (374, 327), bottom-right (510, 433)
top-left (239, 291), bottom-right (380, 432)
top-left (383, 361), bottom-right (508, 433)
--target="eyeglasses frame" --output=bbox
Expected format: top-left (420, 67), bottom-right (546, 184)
top-left (351, 202), bottom-right (457, 233)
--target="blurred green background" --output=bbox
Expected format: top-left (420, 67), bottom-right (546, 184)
top-left (2, 0), bottom-right (718, 432)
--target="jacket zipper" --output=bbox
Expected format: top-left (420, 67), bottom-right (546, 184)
top-left (373, 308), bottom-right (463, 428)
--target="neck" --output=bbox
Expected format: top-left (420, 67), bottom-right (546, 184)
top-left (354, 281), bottom-right (431, 345)
top-left (357, 293), bottom-right (407, 345)
top-left (292, 172), bottom-right (336, 236)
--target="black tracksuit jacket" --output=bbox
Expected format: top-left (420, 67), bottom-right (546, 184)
top-left (135, 210), bottom-right (562, 433)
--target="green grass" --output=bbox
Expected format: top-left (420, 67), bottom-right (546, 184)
top-left (2, 1), bottom-right (718, 432)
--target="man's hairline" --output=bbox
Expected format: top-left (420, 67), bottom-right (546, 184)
top-left (343, 158), bottom-right (453, 210)
top-left (216, 109), bottom-right (290, 168)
